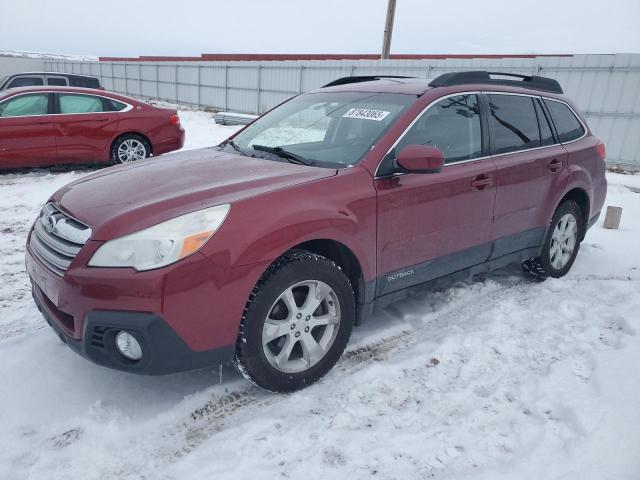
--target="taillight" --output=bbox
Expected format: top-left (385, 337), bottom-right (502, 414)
top-left (595, 141), bottom-right (606, 160)
top-left (169, 113), bottom-right (181, 126)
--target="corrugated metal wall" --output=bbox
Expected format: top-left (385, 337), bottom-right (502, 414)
top-left (45, 54), bottom-right (640, 169)
top-left (0, 57), bottom-right (46, 80)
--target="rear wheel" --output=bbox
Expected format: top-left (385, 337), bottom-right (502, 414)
top-left (523, 200), bottom-right (583, 279)
top-left (111, 134), bottom-right (151, 164)
top-left (235, 250), bottom-right (355, 392)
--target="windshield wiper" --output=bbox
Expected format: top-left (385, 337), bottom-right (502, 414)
top-left (251, 144), bottom-right (313, 166)
top-left (221, 139), bottom-right (249, 156)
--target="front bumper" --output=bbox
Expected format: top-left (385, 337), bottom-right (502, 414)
top-left (32, 284), bottom-right (234, 374)
top-left (26, 237), bottom-right (269, 375)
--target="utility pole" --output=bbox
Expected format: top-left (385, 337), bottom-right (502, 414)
top-left (381, 0), bottom-right (397, 59)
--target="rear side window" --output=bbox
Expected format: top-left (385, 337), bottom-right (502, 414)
top-left (59, 94), bottom-right (104, 113)
top-left (0, 94), bottom-right (49, 117)
top-left (7, 77), bottom-right (44, 88)
top-left (104, 98), bottom-right (127, 111)
top-left (395, 94), bottom-right (482, 164)
top-left (47, 78), bottom-right (67, 86)
top-left (544, 99), bottom-right (585, 143)
top-left (69, 77), bottom-right (100, 89)
top-left (488, 94), bottom-right (541, 154)
top-left (534, 99), bottom-right (555, 146)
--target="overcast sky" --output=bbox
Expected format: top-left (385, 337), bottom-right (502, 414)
top-left (1, 0), bottom-right (639, 56)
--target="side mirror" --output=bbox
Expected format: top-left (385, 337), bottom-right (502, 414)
top-left (396, 145), bottom-right (444, 174)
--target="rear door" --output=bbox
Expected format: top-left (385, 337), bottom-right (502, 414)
top-left (488, 93), bottom-right (568, 257)
top-left (0, 92), bottom-right (57, 168)
top-left (375, 93), bottom-right (496, 296)
top-left (52, 92), bottom-right (119, 162)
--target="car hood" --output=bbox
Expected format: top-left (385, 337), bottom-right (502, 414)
top-left (52, 148), bottom-right (337, 240)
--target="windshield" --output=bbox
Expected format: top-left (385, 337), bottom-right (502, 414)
top-left (221, 91), bottom-right (415, 168)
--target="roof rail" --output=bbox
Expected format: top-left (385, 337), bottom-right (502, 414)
top-left (323, 75), bottom-right (414, 88)
top-left (429, 71), bottom-right (563, 94)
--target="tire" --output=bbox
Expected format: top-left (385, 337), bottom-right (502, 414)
top-left (523, 200), bottom-right (583, 279)
top-left (235, 250), bottom-right (355, 392)
top-left (110, 134), bottom-right (151, 164)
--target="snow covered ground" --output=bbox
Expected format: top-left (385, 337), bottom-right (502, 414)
top-left (0, 109), bottom-right (639, 480)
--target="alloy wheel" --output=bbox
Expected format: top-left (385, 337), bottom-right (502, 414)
top-left (262, 280), bottom-right (341, 374)
top-left (117, 139), bottom-right (146, 163)
top-left (549, 213), bottom-right (578, 269)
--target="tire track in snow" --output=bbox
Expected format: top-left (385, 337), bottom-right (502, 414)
top-left (135, 277), bottom-right (533, 468)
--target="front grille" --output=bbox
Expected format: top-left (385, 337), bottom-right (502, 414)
top-left (29, 203), bottom-right (91, 276)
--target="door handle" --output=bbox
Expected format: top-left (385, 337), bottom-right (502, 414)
top-left (34, 120), bottom-right (50, 125)
top-left (93, 118), bottom-right (109, 123)
top-left (547, 159), bottom-right (563, 173)
top-left (470, 174), bottom-right (494, 190)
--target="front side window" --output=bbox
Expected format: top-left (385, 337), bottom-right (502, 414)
top-left (0, 94), bottom-right (48, 117)
top-left (59, 94), bottom-right (104, 114)
top-left (223, 92), bottom-right (415, 168)
top-left (7, 77), bottom-right (44, 88)
top-left (489, 94), bottom-right (541, 154)
top-left (544, 99), bottom-right (585, 143)
top-left (391, 94), bottom-right (483, 169)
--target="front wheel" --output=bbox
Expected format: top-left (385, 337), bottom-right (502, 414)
top-left (523, 200), bottom-right (583, 279)
top-left (235, 250), bottom-right (355, 392)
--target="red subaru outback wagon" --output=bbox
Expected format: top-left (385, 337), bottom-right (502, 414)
top-left (26, 72), bottom-right (607, 392)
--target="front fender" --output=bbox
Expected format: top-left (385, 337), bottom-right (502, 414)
top-left (201, 166), bottom-right (378, 282)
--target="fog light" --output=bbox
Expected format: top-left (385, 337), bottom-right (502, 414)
top-left (115, 331), bottom-right (142, 361)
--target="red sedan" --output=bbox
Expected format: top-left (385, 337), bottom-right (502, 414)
top-left (0, 86), bottom-right (184, 169)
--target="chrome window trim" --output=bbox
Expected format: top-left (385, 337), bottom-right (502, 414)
top-left (374, 90), bottom-right (588, 179)
top-left (0, 90), bottom-right (133, 119)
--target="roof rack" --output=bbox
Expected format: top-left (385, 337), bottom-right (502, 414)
top-left (429, 71), bottom-right (563, 94)
top-left (323, 75), bottom-right (414, 88)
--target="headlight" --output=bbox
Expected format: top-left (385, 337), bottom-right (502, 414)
top-left (88, 204), bottom-right (230, 271)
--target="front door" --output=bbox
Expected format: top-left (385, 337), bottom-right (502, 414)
top-left (0, 92), bottom-right (57, 168)
top-left (375, 93), bottom-right (496, 296)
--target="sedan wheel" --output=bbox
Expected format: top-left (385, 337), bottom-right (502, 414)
top-left (117, 139), bottom-right (147, 163)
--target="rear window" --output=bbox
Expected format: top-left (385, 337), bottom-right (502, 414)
top-left (7, 77), bottom-right (44, 88)
top-left (69, 76), bottom-right (100, 89)
top-left (488, 94), bottom-right (541, 154)
top-left (544, 99), bottom-right (585, 143)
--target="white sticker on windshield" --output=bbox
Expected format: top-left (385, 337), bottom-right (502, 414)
top-left (342, 108), bottom-right (391, 121)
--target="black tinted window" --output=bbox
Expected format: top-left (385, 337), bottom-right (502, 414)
top-left (8, 77), bottom-right (44, 88)
top-left (47, 78), bottom-right (67, 86)
top-left (103, 98), bottom-right (127, 112)
top-left (69, 77), bottom-right (100, 88)
top-left (544, 99), bottom-right (585, 143)
top-left (489, 94), bottom-right (541, 154)
top-left (534, 99), bottom-right (555, 146)
top-left (395, 94), bottom-right (482, 165)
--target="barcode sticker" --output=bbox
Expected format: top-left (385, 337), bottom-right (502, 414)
top-left (342, 108), bottom-right (391, 121)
